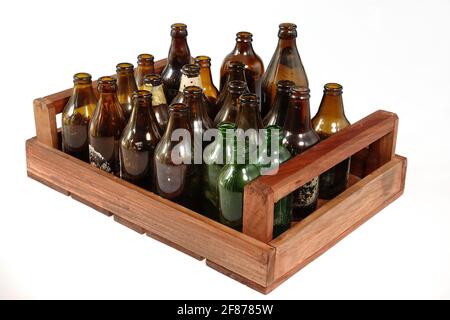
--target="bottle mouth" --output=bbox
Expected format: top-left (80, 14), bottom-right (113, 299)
top-left (290, 86), bottom-right (310, 99)
top-left (182, 64), bottom-right (200, 77)
top-left (171, 23), bottom-right (188, 37)
top-left (324, 83), bottom-right (343, 95)
top-left (195, 55), bottom-right (211, 66)
top-left (143, 74), bottom-right (162, 86)
top-left (228, 60), bottom-right (245, 71)
top-left (169, 103), bottom-right (189, 113)
top-left (278, 22), bottom-right (297, 39)
top-left (183, 85), bottom-right (203, 97)
top-left (116, 62), bottom-right (134, 72)
top-left (132, 90), bottom-right (152, 100)
top-left (137, 53), bottom-right (154, 63)
top-left (73, 72), bottom-right (92, 84)
top-left (277, 80), bottom-right (296, 92)
top-left (228, 80), bottom-right (247, 93)
top-left (97, 76), bottom-right (117, 91)
top-left (239, 93), bottom-right (259, 105)
top-left (236, 31), bottom-right (253, 43)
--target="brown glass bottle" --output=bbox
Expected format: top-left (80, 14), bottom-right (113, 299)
top-left (283, 86), bottom-right (319, 220)
top-left (312, 83), bottom-right (351, 199)
top-left (153, 103), bottom-right (201, 212)
top-left (236, 93), bottom-right (264, 153)
top-left (172, 64), bottom-right (202, 104)
top-left (135, 54), bottom-right (155, 90)
top-left (214, 80), bottom-right (248, 127)
top-left (263, 80), bottom-right (295, 127)
top-left (216, 61), bottom-right (247, 112)
top-left (261, 23), bottom-right (308, 118)
top-left (160, 23), bottom-right (192, 102)
top-left (195, 56), bottom-right (219, 119)
top-left (183, 86), bottom-right (213, 133)
top-left (62, 73), bottom-right (97, 162)
top-left (119, 90), bottom-right (161, 190)
top-left (116, 62), bottom-right (138, 119)
top-left (89, 77), bottom-right (126, 175)
top-left (143, 74), bottom-right (169, 133)
top-left (220, 32), bottom-right (264, 100)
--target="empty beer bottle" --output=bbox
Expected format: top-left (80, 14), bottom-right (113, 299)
top-left (220, 32), bottom-right (264, 100)
top-left (263, 80), bottom-right (295, 127)
top-left (312, 83), bottom-right (351, 199)
top-left (261, 23), bottom-right (308, 118)
top-left (216, 61), bottom-right (247, 111)
top-left (154, 103), bottom-right (201, 212)
top-left (258, 125), bottom-right (292, 237)
top-left (119, 90), bottom-right (161, 190)
top-left (89, 76), bottom-right (126, 175)
top-left (135, 54), bottom-right (155, 90)
top-left (116, 62), bottom-right (138, 119)
top-left (172, 64), bottom-right (202, 104)
top-left (62, 73), bottom-right (97, 162)
top-left (203, 123), bottom-right (236, 220)
top-left (214, 80), bottom-right (248, 127)
top-left (160, 23), bottom-right (192, 102)
top-left (195, 55), bottom-right (219, 119)
top-left (218, 139), bottom-right (260, 231)
top-left (283, 86), bottom-right (319, 220)
top-left (143, 74), bottom-right (169, 133)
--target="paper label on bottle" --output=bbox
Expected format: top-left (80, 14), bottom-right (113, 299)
top-left (178, 76), bottom-right (202, 92)
top-left (144, 85), bottom-right (167, 106)
top-left (296, 176), bottom-right (319, 207)
top-left (89, 144), bottom-right (112, 173)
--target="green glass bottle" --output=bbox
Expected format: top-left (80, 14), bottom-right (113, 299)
top-left (258, 125), bottom-right (292, 237)
top-left (203, 123), bottom-right (236, 220)
top-left (218, 139), bottom-right (260, 231)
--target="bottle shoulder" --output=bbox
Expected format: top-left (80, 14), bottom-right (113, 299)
top-left (311, 114), bottom-right (351, 136)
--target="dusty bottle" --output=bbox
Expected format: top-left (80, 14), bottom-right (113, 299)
top-left (312, 83), bottom-right (351, 199)
top-left (62, 73), bottom-right (97, 162)
top-left (220, 32), bottom-right (264, 100)
top-left (160, 23), bottom-right (192, 102)
top-left (89, 76), bottom-right (126, 175)
top-left (218, 139), bottom-right (260, 231)
top-left (216, 61), bottom-right (247, 111)
top-left (195, 55), bottom-right (219, 119)
top-left (135, 54), bottom-right (155, 90)
top-left (258, 125), bottom-right (292, 237)
top-left (119, 90), bottom-right (161, 190)
top-left (214, 80), bottom-right (248, 127)
top-left (203, 123), bottom-right (236, 220)
top-left (153, 103), bottom-right (201, 212)
top-left (283, 86), bottom-right (319, 220)
top-left (263, 80), bottom-right (295, 127)
top-left (172, 64), bottom-right (202, 104)
top-left (261, 23), bottom-right (308, 118)
top-left (143, 74), bottom-right (169, 133)
top-left (116, 62), bottom-right (138, 119)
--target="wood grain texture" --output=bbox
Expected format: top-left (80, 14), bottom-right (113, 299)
top-left (268, 155), bottom-right (407, 282)
top-left (26, 137), bottom-right (275, 287)
top-left (33, 98), bottom-right (58, 148)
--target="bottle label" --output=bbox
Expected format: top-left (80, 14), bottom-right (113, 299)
top-left (178, 75), bottom-right (202, 92)
top-left (297, 176), bottom-right (319, 206)
top-left (89, 144), bottom-right (112, 173)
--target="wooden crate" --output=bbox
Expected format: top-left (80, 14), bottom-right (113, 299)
top-left (26, 59), bottom-right (407, 293)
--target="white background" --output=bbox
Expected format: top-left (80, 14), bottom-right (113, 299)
top-left (1, 0), bottom-right (449, 299)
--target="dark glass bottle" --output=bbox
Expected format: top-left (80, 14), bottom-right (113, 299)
top-left (135, 54), bottom-right (155, 90)
top-left (216, 61), bottom-right (247, 111)
top-left (261, 23), bottom-right (308, 118)
top-left (116, 62), bottom-right (138, 119)
top-left (283, 86), bottom-right (319, 220)
top-left (153, 103), bottom-right (201, 212)
top-left (218, 139), bottom-right (260, 231)
top-left (258, 125), bottom-right (292, 237)
top-left (220, 32), bottom-right (264, 100)
top-left (312, 83), bottom-right (351, 199)
top-left (195, 55), bottom-right (219, 119)
top-left (89, 77), bottom-right (126, 175)
top-left (203, 123), bottom-right (236, 220)
top-left (172, 64), bottom-right (201, 104)
top-left (119, 90), bottom-right (161, 190)
top-left (62, 73), bottom-right (97, 162)
top-left (213, 80), bottom-right (248, 127)
top-left (143, 74), bottom-right (169, 133)
top-left (160, 23), bottom-right (192, 102)
top-left (263, 80), bottom-right (295, 127)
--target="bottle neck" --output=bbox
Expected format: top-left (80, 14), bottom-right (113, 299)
top-left (145, 84), bottom-right (167, 106)
top-left (233, 41), bottom-right (255, 55)
top-left (317, 93), bottom-right (345, 118)
top-left (73, 83), bottom-right (95, 96)
top-left (273, 90), bottom-right (291, 113)
top-left (165, 111), bottom-right (191, 136)
top-left (277, 37), bottom-right (297, 50)
top-left (179, 75), bottom-right (202, 92)
top-left (117, 72), bottom-right (136, 92)
top-left (285, 98), bottom-right (313, 133)
top-left (185, 97), bottom-right (202, 118)
top-left (168, 37), bottom-right (191, 66)
top-left (129, 101), bottom-right (153, 128)
top-left (199, 66), bottom-right (214, 89)
top-left (237, 103), bottom-right (263, 130)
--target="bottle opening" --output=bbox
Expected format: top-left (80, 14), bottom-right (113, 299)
top-left (183, 85), bottom-right (203, 97)
top-left (236, 31), bottom-right (253, 42)
top-left (228, 80), bottom-right (247, 93)
top-left (277, 80), bottom-right (296, 91)
top-left (278, 22), bottom-right (297, 39)
top-left (97, 76), bottom-right (117, 91)
top-left (169, 103), bottom-right (189, 113)
top-left (132, 90), bottom-right (152, 100)
top-left (171, 23), bottom-right (187, 30)
top-left (171, 23), bottom-right (188, 37)
top-left (116, 62), bottom-right (134, 72)
top-left (290, 86), bottom-right (310, 99)
top-left (137, 53), bottom-right (154, 63)
top-left (181, 64), bottom-right (200, 77)
top-left (195, 55), bottom-right (211, 67)
top-left (144, 74), bottom-right (162, 86)
top-left (239, 93), bottom-right (259, 105)
top-left (324, 83), bottom-right (343, 95)
top-left (73, 72), bottom-right (92, 84)
top-left (229, 61), bottom-right (245, 71)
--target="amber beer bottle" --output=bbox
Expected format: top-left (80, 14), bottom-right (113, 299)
top-left (216, 61), bottom-right (247, 111)
top-left (62, 73), bottom-right (97, 162)
top-left (214, 80), bottom-right (248, 127)
top-left (116, 62), bottom-right (138, 119)
top-left (160, 23), bottom-right (192, 102)
top-left (89, 77), bottom-right (126, 175)
top-left (283, 86), bottom-right (319, 220)
top-left (261, 23), bottom-right (308, 118)
top-left (312, 83), bottom-right (351, 199)
top-left (135, 54), bottom-right (155, 90)
top-left (220, 32), bottom-right (264, 100)
top-left (263, 80), bottom-right (295, 127)
top-left (236, 93), bottom-right (264, 132)
top-left (195, 56), bottom-right (219, 119)
top-left (172, 64), bottom-right (201, 104)
top-left (143, 74), bottom-right (169, 132)
top-left (119, 90), bottom-right (161, 190)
